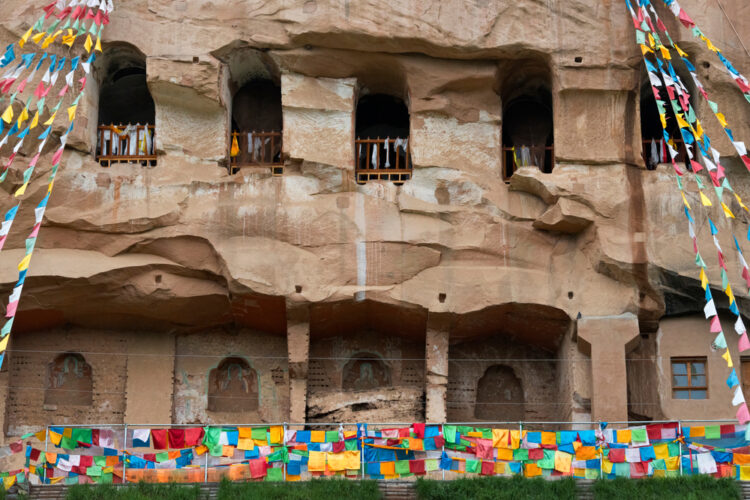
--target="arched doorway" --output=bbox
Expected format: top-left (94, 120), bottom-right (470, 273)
top-left (474, 365), bottom-right (525, 421)
top-left (207, 357), bottom-right (259, 413)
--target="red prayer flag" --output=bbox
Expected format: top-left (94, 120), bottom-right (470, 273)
top-left (398, 428), bottom-right (410, 438)
top-left (79, 455), bottom-right (93, 467)
top-left (184, 428), bottom-right (204, 447)
top-left (331, 441), bottom-right (345, 453)
top-left (28, 448), bottom-right (40, 461)
top-left (608, 448), bottom-right (626, 463)
top-left (741, 155), bottom-right (750, 171)
top-left (409, 459), bottom-right (426, 475)
top-left (678, 9), bottom-right (695, 28)
top-left (433, 435), bottom-right (445, 448)
top-left (528, 448), bottom-right (544, 460)
top-left (646, 424), bottom-right (662, 440)
top-left (143, 453), bottom-right (156, 463)
top-left (413, 423), bottom-right (425, 438)
top-left (249, 459), bottom-right (267, 478)
top-left (91, 429), bottom-right (100, 446)
top-left (168, 429), bottom-right (185, 449)
top-left (151, 429), bottom-right (168, 450)
top-left (480, 460), bottom-right (495, 476)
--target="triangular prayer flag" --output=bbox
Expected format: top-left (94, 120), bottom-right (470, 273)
top-left (84, 34), bottom-right (92, 53)
top-left (713, 332), bottom-right (727, 349)
top-left (722, 202), bottom-right (735, 218)
top-left (1, 105), bottom-right (13, 124)
top-left (710, 315), bottom-right (722, 333)
top-left (723, 349), bottom-right (734, 368)
top-left (737, 403), bottom-right (750, 425)
top-left (733, 386), bottom-right (745, 406)
top-left (728, 369), bottom-right (740, 388)
top-left (740, 332), bottom-right (750, 353)
top-left (700, 191), bottom-right (712, 206)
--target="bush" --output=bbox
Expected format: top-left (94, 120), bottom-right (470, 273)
top-left (592, 476), bottom-right (741, 500)
top-left (216, 478), bottom-right (382, 500)
top-left (415, 476), bottom-right (578, 500)
top-left (66, 482), bottom-right (202, 500)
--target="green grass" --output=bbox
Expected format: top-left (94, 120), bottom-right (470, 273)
top-left (592, 476), bottom-right (741, 500)
top-left (216, 478), bottom-right (382, 500)
top-left (66, 482), bottom-right (202, 500)
top-left (415, 476), bottom-right (578, 500)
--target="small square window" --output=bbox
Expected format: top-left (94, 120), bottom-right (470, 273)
top-left (671, 357), bottom-right (707, 399)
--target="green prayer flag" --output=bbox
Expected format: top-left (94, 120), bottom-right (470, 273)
top-left (345, 439), bottom-right (358, 451)
top-left (668, 442), bottom-right (680, 457)
top-left (425, 459), bottom-right (439, 472)
top-left (722, 268), bottom-right (729, 289)
top-left (251, 427), bottom-right (267, 440)
top-left (705, 425), bottom-right (721, 439)
top-left (538, 449), bottom-right (555, 469)
top-left (513, 449), bottom-right (529, 462)
top-left (457, 426), bottom-right (473, 436)
top-left (64, 476), bottom-right (78, 485)
top-left (325, 431), bottom-right (340, 443)
top-left (585, 468), bottom-right (600, 479)
top-left (86, 466), bottom-right (102, 477)
top-left (652, 459), bottom-right (666, 470)
top-left (631, 428), bottom-right (647, 443)
top-left (93, 456), bottom-right (106, 467)
top-left (395, 460), bottom-right (411, 475)
top-left (209, 444), bottom-right (223, 457)
top-left (265, 466), bottom-right (283, 482)
top-left (465, 460), bottom-right (480, 473)
top-left (155, 452), bottom-right (169, 463)
top-left (443, 426), bottom-right (457, 444)
top-left (60, 436), bottom-right (77, 450)
top-left (459, 438), bottom-right (472, 447)
top-left (636, 30), bottom-right (646, 45)
top-left (709, 101), bottom-right (719, 113)
top-left (615, 462), bottom-right (630, 477)
top-left (202, 427), bottom-right (220, 446)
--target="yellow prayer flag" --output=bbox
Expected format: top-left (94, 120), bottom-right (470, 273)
top-left (41, 30), bottom-right (62, 49)
top-left (49, 431), bottom-right (62, 446)
top-left (660, 46), bottom-right (671, 60)
top-left (308, 451), bottom-right (326, 472)
top-left (726, 284), bottom-right (735, 304)
top-left (17, 107), bottom-right (29, 125)
top-left (62, 30), bottom-right (76, 47)
top-left (640, 44), bottom-right (654, 55)
top-left (17, 253), bottom-right (31, 271)
top-left (95, 37), bottom-right (102, 53)
top-left (2, 476), bottom-right (15, 490)
top-left (554, 451), bottom-right (572, 473)
top-left (84, 34), bottom-right (93, 53)
top-left (721, 202), bottom-right (735, 218)
top-left (665, 456), bottom-right (680, 471)
top-left (723, 349), bottom-right (734, 368)
top-left (648, 34), bottom-right (655, 48)
top-left (310, 430), bottom-right (325, 443)
top-left (34, 430), bottom-right (46, 442)
top-left (44, 112), bottom-right (57, 126)
top-left (18, 27), bottom-right (33, 48)
top-left (681, 191), bottom-right (691, 209)
top-left (31, 32), bottom-right (46, 45)
top-left (705, 38), bottom-right (719, 52)
top-left (29, 111), bottom-right (39, 130)
top-left (676, 113), bottom-right (690, 129)
top-left (717, 113), bottom-right (728, 128)
top-left (617, 430), bottom-right (631, 443)
top-left (1, 105), bottom-right (13, 124)
top-left (700, 191), bottom-right (712, 206)
top-left (0, 336), bottom-right (9, 353)
top-left (541, 431), bottom-right (556, 445)
top-left (653, 443), bottom-right (669, 460)
top-left (700, 268), bottom-right (709, 289)
top-left (734, 193), bottom-right (748, 212)
top-left (327, 452), bottom-right (346, 471)
top-left (741, 466), bottom-right (750, 481)
top-left (497, 448), bottom-right (514, 461)
top-left (660, 113), bottom-right (667, 130)
top-left (14, 182), bottom-right (28, 197)
top-left (675, 44), bottom-right (688, 57)
top-left (492, 429), bottom-right (509, 448)
top-left (602, 459), bottom-right (613, 474)
top-left (67, 105), bottom-right (77, 122)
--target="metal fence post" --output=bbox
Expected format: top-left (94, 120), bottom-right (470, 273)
top-left (598, 422), bottom-right (603, 480)
top-left (519, 422), bottom-right (523, 477)
top-left (42, 426), bottom-right (48, 486)
top-left (678, 421), bottom-right (684, 476)
top-left (204, 449), bottom-right (209, 483)
top-left (282, 423), bottom-right (287, 482)
top-left (122, 424), bottom-right (128, 483)
top-left (441, 422), bottom-right (445, 480)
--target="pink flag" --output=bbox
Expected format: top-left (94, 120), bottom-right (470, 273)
top-left (51, 147), bottom-right (64, 166)
top-left (690, 160), bottom-right (703, 172)
top-left (28, 223), bottom-right (41, 239)
top-left (710, 315), bottom-right (722, 333)
top-left (737, 403), bottom-right (750, 425)
top-left (742, 155), bottom-right (750, 171)
top-left (0, 236), bottom-right (6, 251)
top-left (16, 79), bottom-right (28, 93)
top-left (740, 333), bottom-right (750, 352)
top-left (5, 300), bottom-right (18, 318)
top-left (678, 9), bottom-right (695, 28)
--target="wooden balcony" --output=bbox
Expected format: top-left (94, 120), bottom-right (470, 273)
top-left (501, 145), bottom-right (554, 181)
top-left (96, 124), bottom-right (156, 167)
top-left (230, 131), bottom-right (283, 175)
top-left (355, 137), bottom-right (412, 185)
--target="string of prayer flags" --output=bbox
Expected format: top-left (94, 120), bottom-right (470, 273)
top-left (660, 0), bottom-right (750, 107)
top-left (626, 0), bottom-right (750, 432)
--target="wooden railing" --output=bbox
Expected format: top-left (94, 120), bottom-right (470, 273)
top-left (96, 124), bottom-right (156, 167)
top-left (230, 131), bottom-right (283, 175)
top-left (501, 145), bottom-right (554, 181)
top-left (642, 138), bottom-right (688, 168)
top-left (355, 137), bottom-right (412, 185)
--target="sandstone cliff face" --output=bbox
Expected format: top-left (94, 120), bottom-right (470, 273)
top-left (0, 0), bottom-right (749, 428)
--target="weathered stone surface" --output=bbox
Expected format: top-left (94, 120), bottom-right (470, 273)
top-left (0, 0), bottom-right (748, 436)
top-left (533, 198), bottom-right (594, 234)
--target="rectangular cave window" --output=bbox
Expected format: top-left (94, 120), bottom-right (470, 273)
top-left (671, 357), bottom-right (707, 400)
